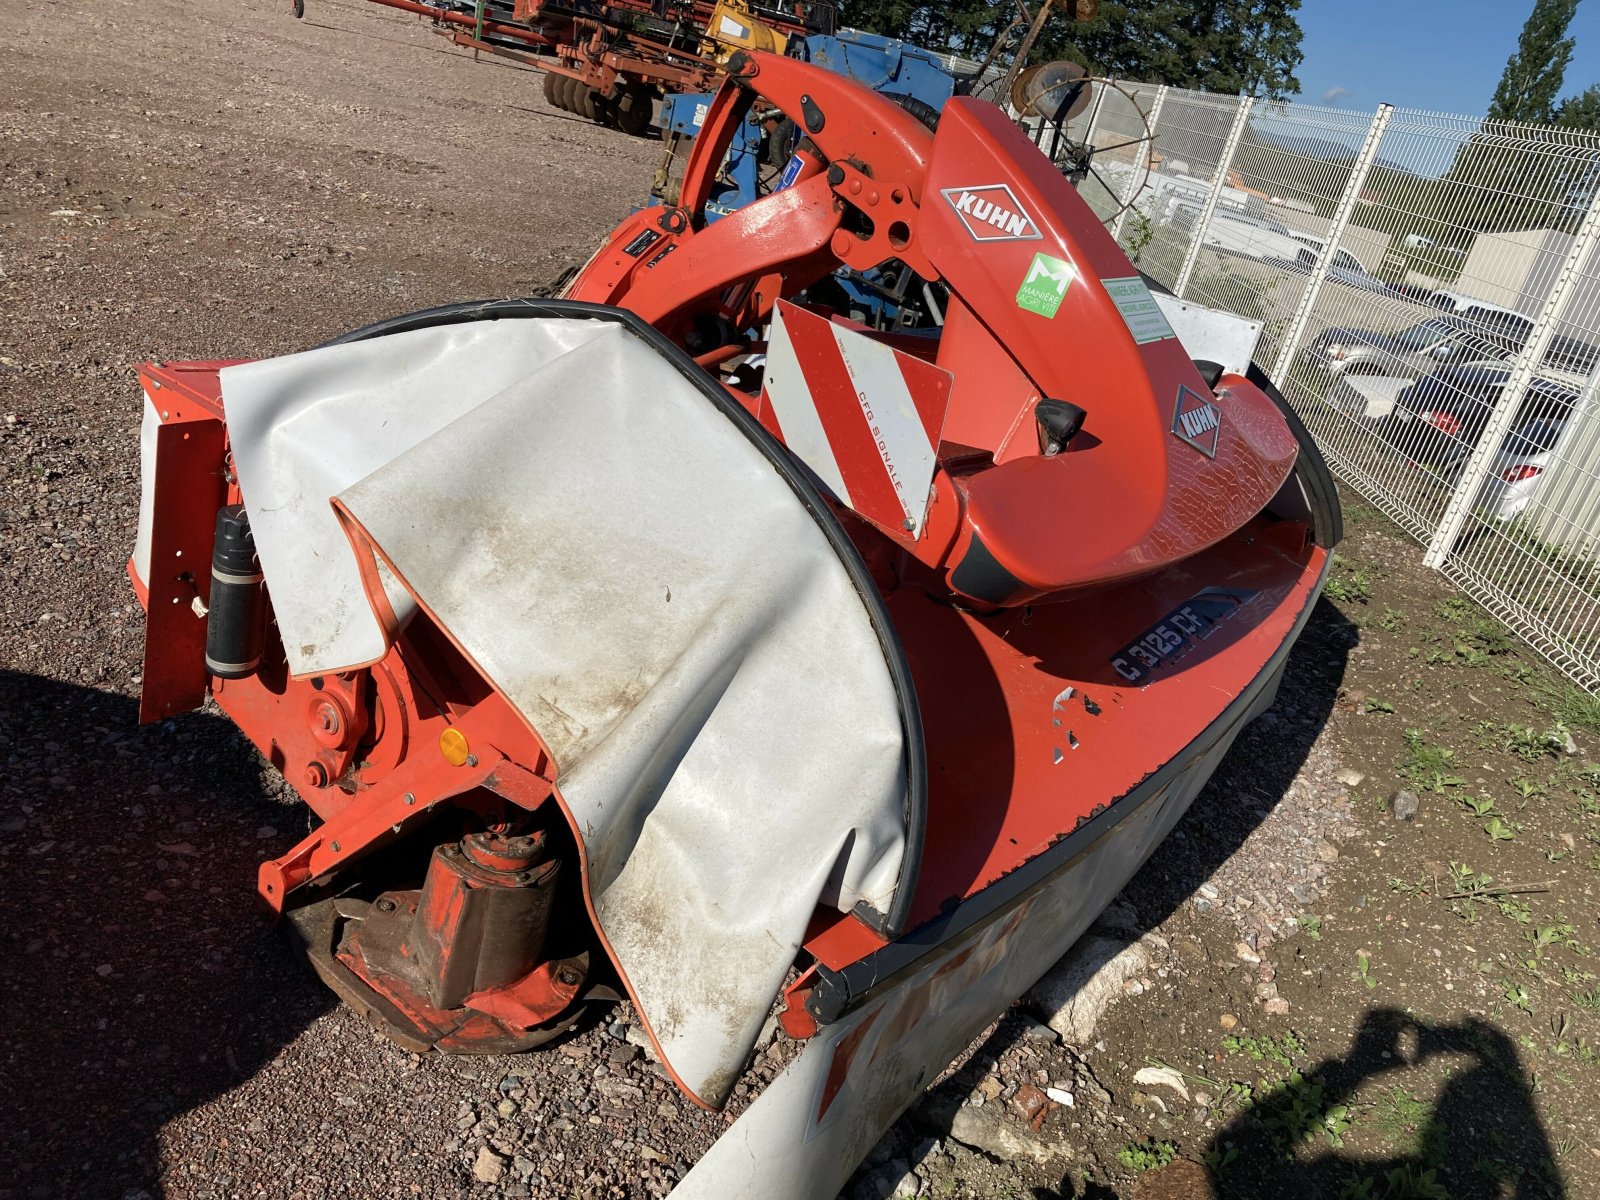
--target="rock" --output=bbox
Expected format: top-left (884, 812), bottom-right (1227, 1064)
top-left (947, 1105), bottom-right (1066, 1165)
top-left (976, 1074), bottom-right (1004, 1101)
top-left (1233, 941), bottom-right (1260, 964)
top-left (1094, 897), bottom-right (1141, 937)
top-left (1045, 1086), bottom-right (1074, 1106)
top-left (607, 1042), bottom-right (641, 1066)
top-left (1390, 789), bottom-right (1419, 822)
top-left (472, 1146), bottom-right (506, 1185)
top-left (1314, 840), bottom-right (1340, 863)
top-left (1197, 882), bottom-right (1220, 900)
top-left (1010, 1083), bottom-right (1049, 1129)
top-left (1264, 997), bottom-right (1291, 1016)
top-left (1027, 936), bottom-right (1152, 1044)
top-left (1335, 767), bottom-right (1366, 787)
top-left (1133, 1157), bottom-right (1213, 1200)
top-left (1132, 1066), bottom-right (1190, 1101)
top-left (1019, 1015), bottom-right (1058, 1042)
top-left (495, 1099), bottom-right (517, 1119)
top-left (1218, 1013), bottom-right (1238, 1031)
top-left (1564, 731), bottom-right (1580, 756)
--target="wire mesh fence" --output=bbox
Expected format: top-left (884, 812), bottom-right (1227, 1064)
top-left (1062, 81), bottom-right (1600, 691)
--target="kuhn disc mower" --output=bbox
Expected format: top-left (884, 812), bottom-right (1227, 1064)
top-left (130, 51), bottom-right (1338, 1196)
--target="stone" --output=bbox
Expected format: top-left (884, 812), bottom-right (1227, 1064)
top-left (1234, 942), bottom-right (1260, 964)
top-left (947, 1105), bottom-right (1066, 1165)
top-left (1390, 789), bottom-right (1420, 822)
top-left (975, 1074), bottom-right (1004, 1101)
top-left (472, 1146), bottom-right (506, 1185)
top-left (1314, 840), bottom-right (1340, 863)
top-left (1010, 1083), bottom-right (1049, 1129)
top-left (1026, 936), bottom-right (1152, 1044)
top-left (1132, 1066), bottom-right (1190, 1101)
top-left (1335, 767), bottom-right (1366, 787)
top-left (1264, 997), bottom-right (1291, 1016)
top-left (496, 1099), bottom-right (517, 1119)
top-left (607, 1043), bottom-right (641, 1066)
top-left (1218, 1013), bottom-right (1238, 1031)
top-left (1045, 1086), bottom-right (1074, 1106)
top-left (1565, 731), bottom-right (1580, 756)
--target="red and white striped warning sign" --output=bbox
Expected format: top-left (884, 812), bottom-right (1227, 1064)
top-left (760, 301), bottom-right (952, 539)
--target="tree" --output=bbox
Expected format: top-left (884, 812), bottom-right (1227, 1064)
top-left (1555, 84), bottom-right (1600, 131)
top-left (832, 0), bottom-right (1305, 100)
top-left (1488, 0), bottom-right (1579, 124)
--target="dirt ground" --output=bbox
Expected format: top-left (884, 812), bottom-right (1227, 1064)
top-left (4, 2), bottom-right (1600, 1199)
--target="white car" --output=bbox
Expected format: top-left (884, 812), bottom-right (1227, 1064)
top-left (1474, 415), bottom-right (1565, 522)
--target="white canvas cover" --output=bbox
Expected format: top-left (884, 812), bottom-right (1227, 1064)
top-left (218, 318), bottom-right (911, 1106)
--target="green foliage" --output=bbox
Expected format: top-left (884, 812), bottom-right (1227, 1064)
top-left (1488, 0), bottom-right (1579, 124)
top-left (1222, 1030), bottom-right (1304, 1065)
top-left (1325, 554), bottom-right (1372, 604)
top-left (836, 0), bottom-right (1306, 100)
top-left (1365, 697), bottom-right (1396, 714)
top-left (1255, 1071), bottom-right (1352, 1149)
top-left (1116, 1137), bottom-right (1176, 1172)
top-left (1401, 730), bottom-right (1466, 792)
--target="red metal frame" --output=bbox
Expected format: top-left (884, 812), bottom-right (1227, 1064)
top-left (129, 52), bottom-right (1325, 1111)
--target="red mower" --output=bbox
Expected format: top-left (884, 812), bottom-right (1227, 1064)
top-left (130, 51), bottom-right (1338, 1196)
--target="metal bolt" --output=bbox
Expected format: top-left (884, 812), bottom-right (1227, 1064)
top-left (403, 792), bottom-right (416, 806)
top-left (331, 840), bottom-right (341, 853)
top-left (375, 897), bottom-right (397, 914)
top-left (557, 968), bottom-right (582, 986)
top-left (902, 517), bottom-right (916, 531)
top-left (464, 754), bottom-right (479, 768)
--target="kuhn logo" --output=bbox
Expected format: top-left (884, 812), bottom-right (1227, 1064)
top-left (941, 184), bottom-right (1042, 242)
top-left (1172, 384), bottom-right (1221, 458)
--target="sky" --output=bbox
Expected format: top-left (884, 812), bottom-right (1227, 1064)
top-left (1297, 0), bottom-right (1600, 116)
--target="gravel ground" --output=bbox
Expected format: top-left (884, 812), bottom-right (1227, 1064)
top-left (5, 4), bottom-right (1595, 1199)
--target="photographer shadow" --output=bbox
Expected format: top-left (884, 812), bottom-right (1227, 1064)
top-left (1207, 1007), bottom-right (1564, 1199)
top-left (0, 670), bottom-right (333, 1200)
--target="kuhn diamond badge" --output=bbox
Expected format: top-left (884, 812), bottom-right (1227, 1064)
top-left (941, 184), bottom-right (1042, 241)
top-left (1171, 385), bottom-right (1221, 458)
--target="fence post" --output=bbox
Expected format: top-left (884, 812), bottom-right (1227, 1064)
top-left (1111, 84), bottom-right (1167, 245)
top-left (1423, 185), bottom-right (1600, 568)
top-left (1269, 102), bottom-right (1395, 381)
top-left (1174, 93), bottom-right (1254, 298)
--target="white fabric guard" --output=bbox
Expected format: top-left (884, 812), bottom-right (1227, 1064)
top-left (219, 318), bottom-right (910, 1106)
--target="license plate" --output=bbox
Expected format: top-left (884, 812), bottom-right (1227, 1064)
top-left (1110, 589), bottom-right (1257, 684)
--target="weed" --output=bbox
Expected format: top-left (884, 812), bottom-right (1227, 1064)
top-left (1484, 815), bottom-right (1519, 842)
top-left (1377, 607), bottom-right (1407, 632)
top-left (1221, 1031), bottom-right (1304, 1066)
top-left (1504, 723), bottom-right (1566, 762)
top-left (1366, 697), bottom-right (1396, 714)
top-left (1502, 978), bottom-right (1535, 1014)
top-left (1355, 951), bottom-right (1378, 990)
top-left (1203, 1145), bottom-right (1238, 1172)
top-left (1372, 1087), bottom-right (1448, 1169)
top-left (1117, 1138), bottom-right (1176, 1173)
top-left (1254, 1071), bottom-right (1352, 1149)
top-left (1299, 914), bottom-right (1324, 940)
top-left (1326, 555), bottom-right (1372, 604)
top-left (1456, 794), bottom-right (1497, 818)
top-left (1540, 681), bottom-right (1600, 734)
top-left (1529, 924), bottom-right (1574, 958)
top-left (1569, 986), bottom-right (1600, 1014)
top-left (1401, 730), bottom-right (1465, 792)
top-left (1510, 777), bottom-right (1547, 799)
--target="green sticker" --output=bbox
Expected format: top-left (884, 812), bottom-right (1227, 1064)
top-left (1016, 252), bottom-right (1075, 318)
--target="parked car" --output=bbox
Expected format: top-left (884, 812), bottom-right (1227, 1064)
top-left (1474, 414), bottom-right (1567, 522)
top-left (1376, 361), bottom-right (1583, 476)
top-left (1388, 282), bottom-right (1451, 308)
top-left (1283, 234), bottom-right (1392, 293)
top-left (1306, 314), bottom-right (1524, 380)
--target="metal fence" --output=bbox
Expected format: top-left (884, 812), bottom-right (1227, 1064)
top-left (1043, 81), bottom-right (1600, 692)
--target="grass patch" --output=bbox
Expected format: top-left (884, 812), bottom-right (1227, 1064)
top-left (1116, 1138), bottom-right (1176, 1172)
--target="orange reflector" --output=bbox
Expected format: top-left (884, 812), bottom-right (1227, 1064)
top-left (439, 727), bottom-right (471, 766)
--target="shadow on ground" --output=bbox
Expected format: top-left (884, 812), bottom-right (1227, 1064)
top-left (1202, 1007), bottom-right (1563, 1199)
top-left (0, 671), bottom-right (332, 1200)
